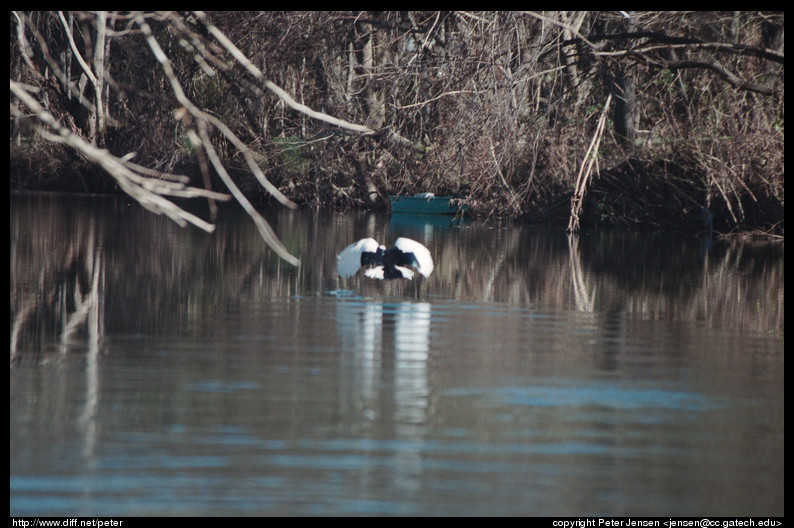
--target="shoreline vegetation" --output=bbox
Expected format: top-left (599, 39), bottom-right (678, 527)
top-left (11, 12), bottom-right (784, 264)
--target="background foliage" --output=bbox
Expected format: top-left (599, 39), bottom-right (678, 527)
top-left (11, 11), bottom-right (784, 235)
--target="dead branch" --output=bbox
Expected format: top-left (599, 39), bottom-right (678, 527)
top-left (134, 13), bottom-right (300, 266)
top-left (568, 94), bottom-right (612, 233)
top-left (628, 52), bottom-right (775, 95)
top-left (190, 11), bottom-right (417, 150)
top-left (10, 79), bottom-right (231, 233)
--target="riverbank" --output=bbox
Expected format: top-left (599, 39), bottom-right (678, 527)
top-left (11, 140), bottom-right (783, 239)
top-left (11, 12), bottom-right (784, 243)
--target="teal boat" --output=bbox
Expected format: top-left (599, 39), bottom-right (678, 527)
top-left (389, 193), bottom-right (469, 216)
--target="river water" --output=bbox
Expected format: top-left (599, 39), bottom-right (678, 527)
top-left (10, 191), bottom-right (784, 517)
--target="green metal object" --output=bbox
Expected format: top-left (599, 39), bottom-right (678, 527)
top-left (389, 194), bottom-right (469, 216)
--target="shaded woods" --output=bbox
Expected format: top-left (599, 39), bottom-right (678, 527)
top-left (11, 12), bottom-right (784, 263)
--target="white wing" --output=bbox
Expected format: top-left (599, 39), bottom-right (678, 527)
top-left (363, 265), bottom-right (414, 280)
top-left (394, 237), bottom-right (434, 277)
top-left (393, 265), bottom-right (415, 280)
top-left (363, 266), bottom-right (385, 280)
top-left (337, 238), bottom-right (380, 278)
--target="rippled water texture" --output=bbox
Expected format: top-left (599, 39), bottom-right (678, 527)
top-left (10, 191), bottom-right (784, 516)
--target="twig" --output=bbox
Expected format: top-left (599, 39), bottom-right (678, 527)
top-left (567, 93), bottom-right (612, 233)
top-left (135, 13), bottom-right (300, 265)
top-left (11, 79), bottom-right (225, 233)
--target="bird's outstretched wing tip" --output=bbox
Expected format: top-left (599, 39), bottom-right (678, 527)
top-left (337, 238), bottom-right (381, 277)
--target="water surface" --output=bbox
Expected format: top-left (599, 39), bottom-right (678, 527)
top-left (10, 191), bottom-right (784, 516)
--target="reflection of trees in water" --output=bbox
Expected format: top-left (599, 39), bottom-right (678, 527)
top-left (11, 203), bottom-right (105, 359)
top-left (431, 224), bottom-right (782, 334)
top-left (10, 194), bottom-right (783, 359)
top-left (10, 193), bottom-right (313, 357)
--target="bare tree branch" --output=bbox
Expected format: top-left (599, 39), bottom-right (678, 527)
top-left (134, 13), bottom-right (301, 266)
top-left (11, 79), bottom-right (230, 232)
top-left (190, 11), bottom-right (418, 149)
